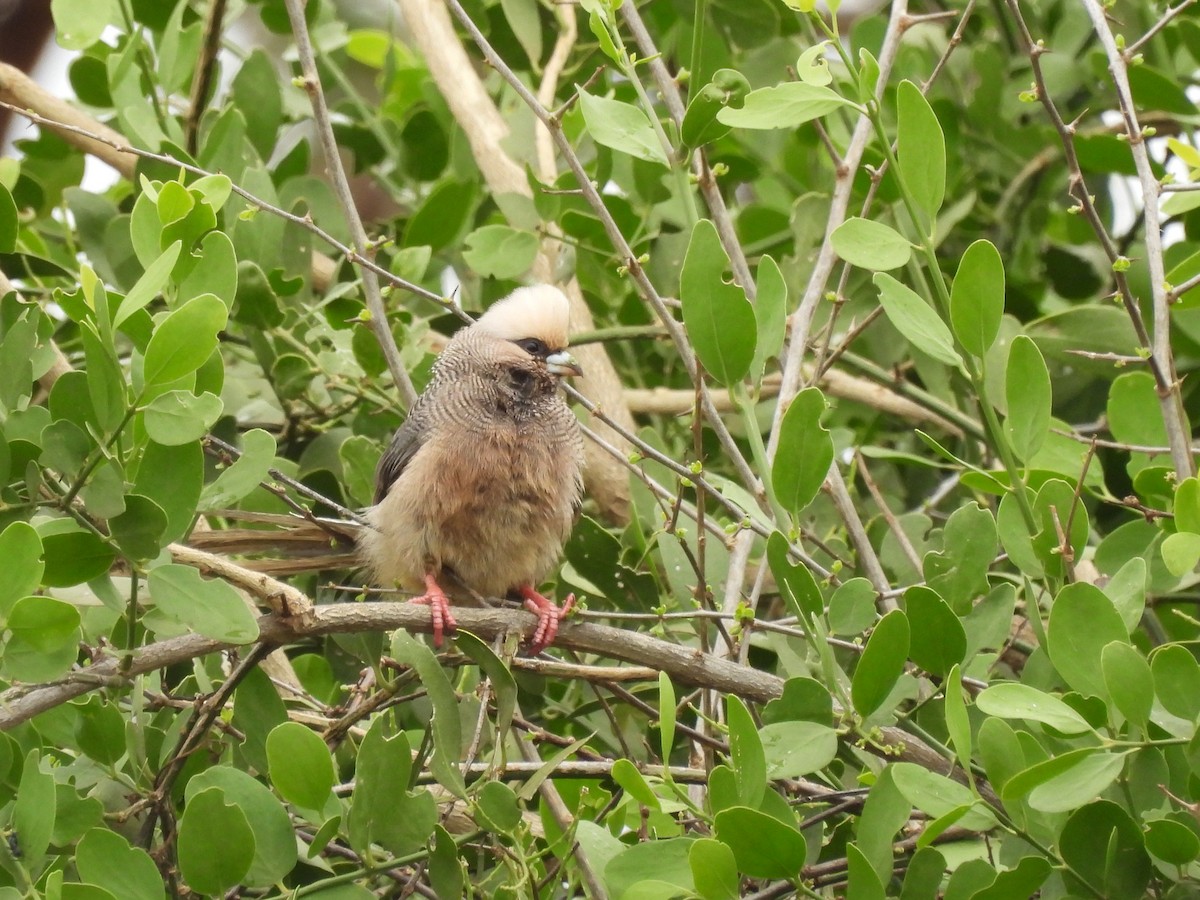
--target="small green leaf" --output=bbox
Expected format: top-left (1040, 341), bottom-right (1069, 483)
top-left (476, 781), bottom-right (522, 833)
top-left (716, 82), bottom-right (856, 130)
top-left (1101, 641), bottom-right (1153, 727)
top-left (200, 429), bottom-right (276, 509)
top-left (771, 387), bottom-right (832, 515)
top-left (975, 682), bottom-right (1093, 734)
top-left (112, 241), bottom-right (181, 330)
top-left (903, 586), bottom-right (966, 677)
top-left (577, 89), bottom-right (669, 166)
top-left (831, 217), bottom-right (912, 271)
top-left (142, 294), bottom-right (227, 391)
top-left (40, 529), bottom-right (116, 587)
top-left (681, 69), bottom-right (750, 149)
top-left (148, 564), bottom-right (260, 643)
top-left (0, 521), bottom-right (43, 615)
top-left (896, 81), bottom-right (946, 231)
top-left (14, 750), bottom-right (55, 863)
top-left (177, 788), bottom-right (255, 896)
top-left (267, 722), bottom-right (335, 810)
top-left (943, 665), bottom-right (971, 770)
top-left (680, 219), bottom-right (756, 385)
top-left (950, 240), bottom-right (1004, 357)
top-left (429, 825), bottom-right (465, 900)
top-left (51, 0), bottom-right (117, 49)
top-left (1151, 644), bottom-right (1200, 720)
top-left (0, 183), bottom-right (16, 253)
top-left (143, 390), bottom-right (223, 445)
top-left (1005, 335), bottom-right (1052, 461)
top-left (76, 829), bottom-right (165, 900)
top-left (391, 631), bottom-right (466, 798)
top-left (1145, 819), bottom-right (1200, 865)
top-left (612, 758), bottom-right (661, 810)
top-left (461, 225), bottom-right (539, 280)
top-left (852, 609), bottom-right (909, 717)
top-left (751, 255), bottom-right (787, 382)
top-left (891, 763), bottom-right (997, 831)
top-left (1027, 750), bottom-right (1130, 813)
top-left (726, 695), bottom-right (766, 807)
top-left (873, 273), bottom-right (962, 366)
top-left (713, 807), bottom-right (805, 879)
top-left (1046, 582), bottom-right (1127, 699)
top-left (689, 838), bottom-right (739, 900)
top-left (109, 494), bottom-right (168, 560)
top-left (759, 721), bottom-right (837, 778)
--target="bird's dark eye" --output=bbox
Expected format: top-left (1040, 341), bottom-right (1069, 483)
top-left (516, 337), bottom-right (549, 357)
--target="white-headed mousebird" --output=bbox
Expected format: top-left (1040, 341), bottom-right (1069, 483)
top-left (358, 285), bottom-right (586, 653)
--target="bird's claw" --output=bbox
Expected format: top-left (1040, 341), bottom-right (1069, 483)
top-left (411, 576), bottom-right (457, 647)
top-left (520, 588), bottom-right (575, 655)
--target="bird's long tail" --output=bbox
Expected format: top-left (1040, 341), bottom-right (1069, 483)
top-left (187, 510), bottom-right (363, 575)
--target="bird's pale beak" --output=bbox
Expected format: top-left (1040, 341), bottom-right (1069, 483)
top-left (546, 350), bottom-right (584, 378)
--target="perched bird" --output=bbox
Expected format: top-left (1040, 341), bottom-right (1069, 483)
top-left (359, 285), bottom-right (585, 653)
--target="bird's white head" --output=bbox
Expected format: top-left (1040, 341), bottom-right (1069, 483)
top-left (473, 284), bottom-right (572, 351)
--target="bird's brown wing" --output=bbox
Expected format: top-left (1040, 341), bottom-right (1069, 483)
top-left (374, 414), bottom-right (427, 505)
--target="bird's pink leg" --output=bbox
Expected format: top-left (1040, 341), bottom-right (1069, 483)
top-left (518, 585), bottom-right (575, 654)
top-left (411, 573), bottom-right (458, 647)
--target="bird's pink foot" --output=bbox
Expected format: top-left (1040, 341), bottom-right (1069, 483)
top-left (411, 574), bottom-right (457, 647)
top-left (519, 585), bottom-right (575, 654)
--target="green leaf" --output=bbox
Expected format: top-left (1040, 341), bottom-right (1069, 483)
top-left (454, 631), bottom-right (517, 738)
top-left (611, 758), bottom-right (661, 810)
top-left (689, 838), bottom-right (739, 900)
top-left (200, 428), bottom-right (276, 509)
top-left (185, 767), bottom-right (297, 889)
top-left (267, 722), bottom-right (335, 810)
top-left (0, 183), bottom-right (16, 253)
top-left (1151, 644), bottom-right (1200, 720)
top-left (112, 241), bottom-right (180, 330)
top-left (891, 763), bottom-right (996, 831)
top-left (1027, 749), bottom-right (1130, 814)
top-left (461, 225), bottom-right (539, 280)
top-left (40, 529), bottom-right (116, 587)
top-left (3, 596), bottom-right (80, 681)
top-left (347, 721), bottom-right (437, 856)
top-left (771, 387), bottom-right (833, 515)
top-left (716, 82), bottom-right (856, 129)
top-left (856, 768), bottom-right (911, 885)
top-left (76, 830), bottom-right (165, 900)
top-left (944, 665), bottom-right (972, 771)
top-left (577, 89), bottom-right (669, 166)
top-left (14, 751), bottom-right (55, 863)
top-left (681, 69), bottom-right (750, 149)
top-left (852, 608), bottom-right (909, 717)
top-left (896, 81), bottom-right (946, 230)
top-left (751, 254), bottom-right (787, 382)
top-left (1101, 641), bottom-right (1153, 727)
top-left (659, 671), bottom-right (677, 776)
top-left (135, 439), bottom-right (203, 543)
top-left (1145, 818), bottom-right (1200, 866)
top-left (390, 631), bottom-right (466, 798)
top-left (177, 788), bottom-right (255, 896)
top-left (109, 494), bottom-right (168, 560)
top-left (680, 219), bottom-right (756, 385)
top-left (1005, 335), bottom-right (1052, 461)
top-left (726, 695), bottom-right (766, 807)
top-left (713, 807), bottom-right (805, 879)
top-left (1161, 531), bottom-right (1200, 576)
top-left (903, 586), bottom-right (966, 677)
top-left (1059, 801), bottom-right (1151, 898)
top-left (975, 682), bottom-right (1093, 734)
top-left (950, 239), bottom-right (1004, 357)
top-left (51, 0), bottom-right (117, 49)
top-left (1046, 582), bottom-right (1127, 699)
top-left (148, 564), bottom-right (260, 643)
top-left (142, 294), bottom-right (227, 391)
top-left (828, 577), bottom-right (878, 635)
top-left (142, 390), bottom-right (223, 445)
top-left (831, 217), bottom-right (912, 271)
top-left (0, 522), bottom-right (43, 615)
top-left (759, 721), bottom-right (837, 778)
top-left (475, 781), bottom-right (522, 833)
top-left (873, 273), bottom-right (961, 366)
top-left (429, 825), bottom-right (465, 900)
